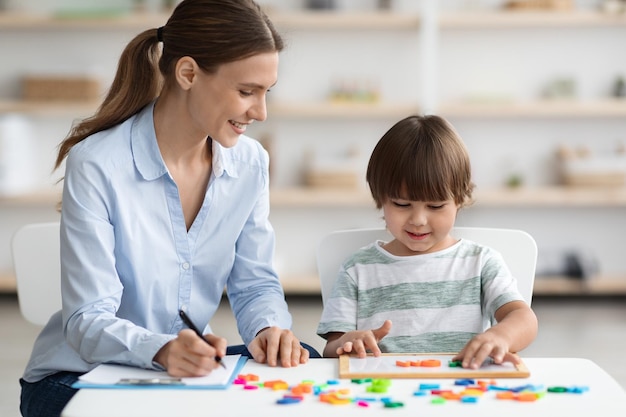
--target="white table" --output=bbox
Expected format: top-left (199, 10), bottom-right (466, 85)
top-left (62, 357), bottom-right (626, 417)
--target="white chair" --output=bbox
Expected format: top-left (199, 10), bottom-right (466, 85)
top-left (11, 221), bottom-right (61, 326)
top-left (316, 226), bottom-right (537, 307)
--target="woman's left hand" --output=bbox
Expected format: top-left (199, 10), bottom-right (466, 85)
top-left (247, 327), bottom-right (309, 367)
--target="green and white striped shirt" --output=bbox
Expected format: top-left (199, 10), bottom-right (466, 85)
top-left (316, 239), bottom-right (523, 353)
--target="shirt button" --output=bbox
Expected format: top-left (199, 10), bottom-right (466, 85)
top-left (182, 262), bottom-right (190, 270)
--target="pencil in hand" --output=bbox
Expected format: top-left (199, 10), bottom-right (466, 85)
top-left (179, 309), bottom-right (226, 369)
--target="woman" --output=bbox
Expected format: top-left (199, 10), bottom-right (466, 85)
top-left (20, 1), bottom-right (319, 416)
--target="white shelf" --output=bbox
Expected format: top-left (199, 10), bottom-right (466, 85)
top-left (475, 186), bottom-right (626, 208)
top-left (0, 99), bottom-right (99, 116)
top-left (6, 98), bottom-right (626, 119)
top-left (269, 186), bottom-right (626, 208)
top-left (4, 271), bottom-right (624, 297)
top-left (280, 275), bottom-right (626, 297)
top-left (0, 10), bottom-right (419, 31)
top-left (268, 101), bottom-right (420, 119)
top-left (3, 10), bottom-right (623, 32)
top-left (533, 276), bottom-right (626, 296)
top-left (439, 10), bottom-right (626, 29)
top-left (0, 190), bottom-right (61, 207)
top-left (0, 99), bottom-right (420, 119)
top-left (270, 187), bottom-right (373, 208)
top-left (279, 275), bottom-right (321, 296)
top-left (268, 11), bottom-right (420, 30)
top-left (440, 99), bottom-right (626, 118)
top-left (5, 186), bottom-right (626, 209)
top-left (0, 11), bottom-right (168, 30)
top-left (0, 273), bottom-right (16, 293)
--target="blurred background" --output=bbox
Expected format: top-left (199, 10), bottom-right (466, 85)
top-left (0, 0), bottom-right (625, 415)
top-left (1, 0), bottom-right (625, 295)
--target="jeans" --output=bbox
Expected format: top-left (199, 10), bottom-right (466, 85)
top-left (20, 371), bottom-right (81, 417)
top-left (19, 343), bottom-right (321, 417)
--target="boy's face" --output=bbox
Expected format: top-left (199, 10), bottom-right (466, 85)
top-left (381, 197), bottom-right (459, 256)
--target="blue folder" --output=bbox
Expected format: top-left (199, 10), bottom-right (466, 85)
top-left (72, 355), bottom-right (248, 390)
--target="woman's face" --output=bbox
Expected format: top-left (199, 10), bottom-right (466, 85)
top-left (382, 196), bottom-right (459, 256)
top-left (187, 52), bottom-right (278, 148)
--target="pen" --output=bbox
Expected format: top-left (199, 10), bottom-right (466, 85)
top-left (179, 309), bottom-right (226, 369)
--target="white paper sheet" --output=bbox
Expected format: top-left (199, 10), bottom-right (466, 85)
top-left (78, 354), bottom-right (242, 387)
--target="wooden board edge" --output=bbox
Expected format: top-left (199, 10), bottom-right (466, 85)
top-left (338, 353), bottom-right (530, 379)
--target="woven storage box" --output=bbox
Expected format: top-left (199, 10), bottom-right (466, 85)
top-left (504, 0), bottom-right (574, 10)
top-left (22, 76), bottom-right (100, 101)
top-left (304, 149), bottom-right (362, 189)
top-left (305, 170), bottom-right (359, 188)
top-left (564, 172), bottom-right (626, 187)
top-left (561, 155), bottom-right (626, 187)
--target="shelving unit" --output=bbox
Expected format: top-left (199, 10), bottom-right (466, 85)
top-left (1, 3), bottom-right (625, 297)
top-left (0, 10), bottom-right (168, 29)
top-left (440, 99), bottom-right (626, 118)
top-left (533, 276), bottom-right (626, 296)
top-left (267, 101), bottom-right (421, 119)
top-left (0, 99), bottom-right (99, 116)
top-left (277, 186), bottom-right (626, 208)
top-left (5, 184), bottom-right (626, 211)
top-left (433, 3), bottom-right (626, 297)
top-left (438, 9), bottom-right (626, 28)
top-left (436, 8), bottom-right (626, 119)
top-left (6, 98), bottom-right (626, 119)
top-left (269, 10), bottom-right (420, 29)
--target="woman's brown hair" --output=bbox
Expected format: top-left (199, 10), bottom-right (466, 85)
top-left (54, 0), bottom-right (283, 170)
top-left (366, 114), bottom-right (475, 209)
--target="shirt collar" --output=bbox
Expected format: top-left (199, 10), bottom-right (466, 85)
top-left (211, 139), bottom-right (238, 179)
top-left (131, 101), bottom-right (168, 181)
top-left (131, 101), bottom-right (238, 181)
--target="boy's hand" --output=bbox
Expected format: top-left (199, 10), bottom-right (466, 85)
top-left (454, 300), bottom-right (537, 369)
top-left (452, 329), bottom-right (520, 369)
top-left (336, 320), bottom-right (392, 358)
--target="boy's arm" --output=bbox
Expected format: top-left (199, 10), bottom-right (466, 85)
top-left (454, 301), bottom-right (538, 368)
top-left (492, 300), bottom-right (539, 353)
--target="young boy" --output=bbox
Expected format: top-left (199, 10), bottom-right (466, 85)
top-left (316, 115), bottom-right (538, 369)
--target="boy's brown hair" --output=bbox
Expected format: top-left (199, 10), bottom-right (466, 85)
top-left (366, 114), bottom-right (475, 209)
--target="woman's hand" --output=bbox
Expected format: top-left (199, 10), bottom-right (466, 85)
top-left (154, 329), bottom-right (227, 377)
top-left (247, 326), bottom-right (309, 367)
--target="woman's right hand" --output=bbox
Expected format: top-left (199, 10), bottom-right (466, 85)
top-left (154, 329), bottom-right (227, 377)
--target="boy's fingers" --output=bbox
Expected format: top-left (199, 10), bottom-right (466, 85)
top-left (372, 320), bottom-right (392, 340)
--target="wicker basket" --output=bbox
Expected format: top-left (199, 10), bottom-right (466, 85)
top-left (559, 151), bottom-right (626, 187)
top-left (22, 76), bottom-right (101, 101)
top-left (564, 172), bottom-right (626, 187)
top-left (305, 170), bottom-right (360, 188)
top-left (504, 0), bottom-right (574, 10)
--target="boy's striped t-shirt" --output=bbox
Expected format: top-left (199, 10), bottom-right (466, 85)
top-left (316, 238), bottom-right (524, 353)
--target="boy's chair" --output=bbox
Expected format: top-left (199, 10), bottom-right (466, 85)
top-left (11, 221), bottom-right (61, 326)
top-left (316, 227), bottom-right (537, 307)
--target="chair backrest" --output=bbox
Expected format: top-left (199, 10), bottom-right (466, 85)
top-left (11, 221), bottom-right (61, 326)
top-left (316, 226), bottom-right (537, 307)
